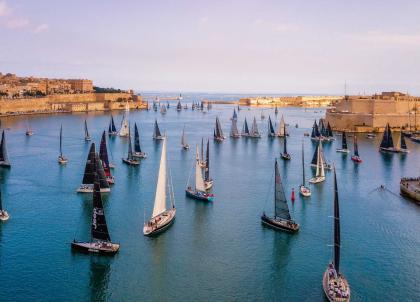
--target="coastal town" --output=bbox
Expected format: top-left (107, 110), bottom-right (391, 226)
top-left (0, 72), bottom-right (146, 116)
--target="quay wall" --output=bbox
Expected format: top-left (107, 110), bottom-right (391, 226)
top-left (0, 93), bottom-right (147, 116)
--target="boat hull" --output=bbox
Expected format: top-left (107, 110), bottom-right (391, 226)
top-left (153, 136), bottom-right (165, 140)
top-left (71, 241), bottom-right (119, 255)
top-left (379, 147), bottom-right (400, 153)
top-left (0, 211), bottom-right (9, 221)
top-left (322, 265), bottom-right (350, 302)
top-left (400, 177), bottom-right (420, 203)
top-left (185, 188), bottom-right (214, 201)
top-left (309, 176), bottom-right (325, 184)
top-left (299, 185), bottom-right (311, 197)
top-left (0, 161), bottom-right (11, 168)
top-left (77, 185), bottom-right (110, 193)
top-left (122, 158), bottom-right (140, 165)
top-left (132, 152), bottom-right (147, 158)
top-left (351, 156), bottom-right (362, 163)
top-left (281, 153), bottom-right (291, 160)
top-left (143, 208), bottom-right (176, 236)
top-left (336, 149), bottom-right (350, 153)
top-left (260, 214), bottom-right (299, 233)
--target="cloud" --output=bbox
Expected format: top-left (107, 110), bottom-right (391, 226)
top-left (253, 18), bottom-right (299, 33)
top-left (0, 0), bottom-right (11, 17)
top-left (6, 17), bottom-right (29, 29)
top-left (33, 23), bottom-right (48, 33)
top-left (200, 16), bottom-right (209, 23)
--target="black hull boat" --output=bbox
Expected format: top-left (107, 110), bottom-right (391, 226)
top-left (71, 240), bottom-right (119, 255)
top-left (132, 152), bottom-right (147, 158)
top-left (143, 208), bottom-right (176, 237)
top-left (122, 158), bottom-right (140, 165)
top-left (261, 213), bottom-right (299, 233)
top-left (0, 161), bottom-right (11, 168)
top-left (281, 153), bottom-right (291, 160)
top-left (186, 187), bottom-right (214, 202)
top-left (379, 147), bottom-right (400, 153)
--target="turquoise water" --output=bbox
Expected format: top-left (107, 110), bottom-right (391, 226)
top-left (0, 95), bottom-right (419, 301)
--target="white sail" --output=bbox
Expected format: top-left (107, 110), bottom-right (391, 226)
top-left (152, 137), bottom-right (167, 217)
top-left (119, 114), bottom-right (129, 136)
top-left (181, 127), bottom-right (187, 146)
top-left (277, 115), bottom-right (285, 136)
top-left (195, 146), bottom-right (206, 192)
top-left (316, 141), bottom-right (325, 177)
top-left (125, 100), bottom-right (130, 112)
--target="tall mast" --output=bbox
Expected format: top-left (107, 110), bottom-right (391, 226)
top-left (333, 167), bottom-right (341, 273)
top-left (59, 125), bottom-right (63, 157)
top-left (301, 141), bottom-right (305, 186)
top-left (201, 138), bottom-right (204, 160)
top-left (205, 139), bottom-right (210, 181)
top-left (342, 131), bottom-right (347, 149)
top-left (283, 125), bottom-right (287, 154)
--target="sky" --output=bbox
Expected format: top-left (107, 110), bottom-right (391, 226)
top-left (1, 0), bottom-right (420, 95)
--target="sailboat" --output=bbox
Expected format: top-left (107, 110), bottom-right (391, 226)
top-left (58, 125), bottom-right (68, 165)
top-left (261, 159), bottom-right (299, 233)
top-left (397, 130), bottom-right (409, 153)
top-left (84, 120), bottom-right (91, 141)
top-left (77, 143), bottom-right (111, 193)
top-left (181, 126), bottom-right (190, 150)
top-left (186, 145), bottom-right (215, 201)
top-left (260, 110), bottom-right (265, 120)
top-left (311, 141), bottom-right (332, 170)
top-left (108, 115), bottom-right (118, 136)
top-left (25, 120), bottom-right (34, 136)
top-left (351, 135), bottom-right (362, 163)
top-left (242, 118), bottom-right (250, 137)
top-left (99, 131), bottom-right (115, 184)
top-left (177, 100), bottom-right (182, 111)
top-left (153, 119), bottom-right (164, 140)
top-left (322, 167), bottom-right (351, 302)
top-left (379, 123), bottom-right (399, 153)
top-left (249, 117), bottom-right (261, 138)
top-left (311, 120), bottom-right (321, 141)
top-left (214, 117), bottom-right (225, 141)
top-left (143, 137), bottom-right (176, 236)
top-left (280, 125), bottom-right (291, 160)
top-left (319, 119), bottom-right (327, 140)
top-left (133, 123), bottom-right (147, 158)
top-left (276, 115), bottom-right (286, 137)
top-left (309, 141), bottom-right (326, 184)
top-left (118, 113), bottom-right (129, 137)
top-left (166, 101), bottom-right (170, 109)
top-left (198, 138), bottom-right (206, 167)
top-left (72, 173), bottom-right (119, 255)
top-left (230, 118), bottom-right (241, 138)
top-left (268, 116), bottom-right (276, 137)
top-left (299, 141), bottom-right (311, 197)
top-left (0, 186), bottom-right (10, 221)
top-left (204, 139), bottom-right (213, 190)
top-left (274, 106), bottom-right (278, 115)
top-left (231, 108), bottom-right (238, 121)
top-left (336, 131), bottom-right (350, 153)
top-left (160, 104), bottom-right (167, 114)
top-left (0, 130), bottom-right (10, 168)
top-left (326, 122), bottom-right (335, 141)
top-left (122, 124), bottom-right (140, 166)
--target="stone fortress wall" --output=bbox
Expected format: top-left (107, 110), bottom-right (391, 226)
top-left (326, 92), bottom-right (420, 132)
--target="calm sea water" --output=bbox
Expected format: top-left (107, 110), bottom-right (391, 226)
top-left (0, 94), bottom-right (419, 302)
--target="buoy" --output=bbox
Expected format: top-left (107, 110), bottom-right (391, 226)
top-left (291, 188), bottom-right (295, 202)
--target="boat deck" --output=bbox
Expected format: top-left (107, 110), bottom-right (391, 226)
top-left (400, 177), bottom-right (420, 203)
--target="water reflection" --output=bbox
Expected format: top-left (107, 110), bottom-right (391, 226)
top-left (89, 258), bottom-right (111, 302)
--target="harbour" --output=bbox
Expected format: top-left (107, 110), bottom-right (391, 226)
top-left (0, 95), bottom-right (419, 301)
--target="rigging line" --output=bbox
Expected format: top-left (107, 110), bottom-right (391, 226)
top-left (186, 153), bottom-right (195, 187)
top-left (263, 163), bottom-right (276, 211)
